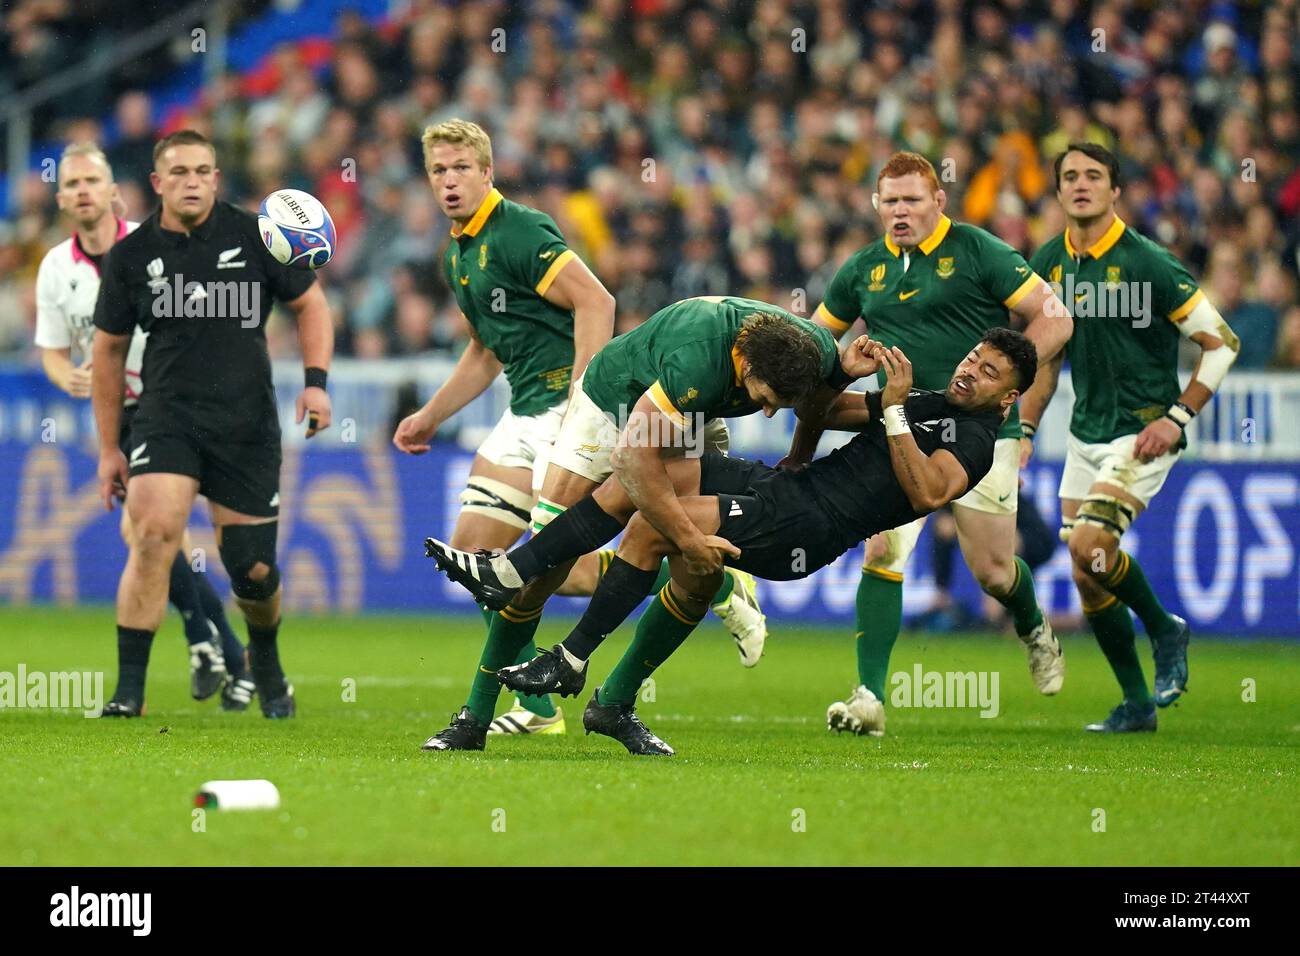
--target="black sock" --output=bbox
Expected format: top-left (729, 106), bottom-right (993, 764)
top-left (167, 550), bottom-right (211, 646)
top-left (192, 572), bottom-right (245, 678)
top-left (247, 621), bottom-right (287, 698)
top-left (562, 557), bottom-right (661, 660)
top-left (113, 626), bottom-right (155, 702)
top-left (510, 496), bottom-right (626, 583)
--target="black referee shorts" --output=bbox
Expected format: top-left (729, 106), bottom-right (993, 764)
top-left (124, 413), bottom-right (281, 518)
top-left (699, 452), bottom-right (846, 581)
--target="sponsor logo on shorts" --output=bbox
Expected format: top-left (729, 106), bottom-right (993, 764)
top-left (129, 442), bottom-right (150, 468)
top-left (268, 493), bottom-right (280, 508)
top-left (728, 500), bottom-right (744, 517)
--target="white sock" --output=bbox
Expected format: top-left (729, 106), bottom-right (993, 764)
top-left (558, 644), bottom-right (587, 673)
top-left (487, 552), bottom-right (524, 588)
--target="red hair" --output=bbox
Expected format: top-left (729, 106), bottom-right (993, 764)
top-left (876, 152), bottom-right (940, 193)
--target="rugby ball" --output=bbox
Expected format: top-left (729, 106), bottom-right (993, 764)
top-left (258, 188), bottom-right (336, 269)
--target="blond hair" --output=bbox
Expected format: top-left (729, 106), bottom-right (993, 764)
top-left (58, 142), bottom-right (114, 183)
top-left (421, 118), bottom-right (493, 172)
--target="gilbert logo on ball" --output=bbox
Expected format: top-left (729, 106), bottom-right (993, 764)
top-left (258, 188), bottom-right (336, 269)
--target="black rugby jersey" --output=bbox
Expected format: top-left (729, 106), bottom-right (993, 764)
top-left (805, 389), bottom-right (1002, 547)
top-left (94, 200), bottom-right (315, 441)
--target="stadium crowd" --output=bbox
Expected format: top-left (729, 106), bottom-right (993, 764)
top-left (2, 0), bottom-right (1299, 369)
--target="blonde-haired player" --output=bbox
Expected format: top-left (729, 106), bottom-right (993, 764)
top-left (396, 120), bottom-right (766, 750)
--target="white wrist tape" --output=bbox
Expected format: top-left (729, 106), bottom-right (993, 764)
top-left (883, 404), bottom-right (910, 436)
top-left (1165, 404), bottom-right (1193, 428)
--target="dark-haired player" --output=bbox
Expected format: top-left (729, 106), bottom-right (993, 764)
top-left (1021, 143), bottom-right (1240, 733)
top-left (424, 295), bottom-right (857, 750)
top-left (805, 151), bottom-right (1074, 737)
top-left (497, 328), bottom-right (1039, 755)
top-left (92, 129), bottom-right (334, 718)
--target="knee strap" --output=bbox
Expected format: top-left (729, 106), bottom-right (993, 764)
top-left (1074, 494), bottom-right (1136, 539)
top-left (459, 477), bottom-right (533, 531)
top-left (219, 522), bottom-right (280, 600)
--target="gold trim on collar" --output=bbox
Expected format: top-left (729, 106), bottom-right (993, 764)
top-left (883, 215), bottom-right (951, 257)
top-left (451, 188), bottom-right (503, 238)
top-left (918, 215), bottom-right (951, 255)
top-left (1064, 215), bottom-right (1126, 259)
top-left (731, 343), bottom-right (745, 386)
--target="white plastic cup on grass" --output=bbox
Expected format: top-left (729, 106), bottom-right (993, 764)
top-left (195, 779), bottom-right (281, 811)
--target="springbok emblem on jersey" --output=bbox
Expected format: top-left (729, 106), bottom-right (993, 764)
top-left (868, 263), bottom-right (886, 292)
top-left (479, 244), bottom-right (488, 269)
top-left (1049, 264), bottom-right (1063, 283)
top-left (936, 257), bottom-right (955, 279)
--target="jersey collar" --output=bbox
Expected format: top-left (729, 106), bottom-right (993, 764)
top-left (451, 188), bottom-right (503, 239)
top-left (70, 217), bottom-right (129, 267)
top-left (1064, 215), bottom-right (1126, 259)
top-left (884, 215), bottom-right (951, 257)
top-left (152, 202), bottom-right (221, 244)
top-left (731, 343), bottom-right (745, 386)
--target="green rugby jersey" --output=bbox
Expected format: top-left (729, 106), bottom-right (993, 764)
top-left (815, 215), bottom-right (1040, 439)
top-left (1028, 217), bottom-right (1203, 445)
top-left (444, 188), bottom-right (577, 416)
top-left (581, 295), bottom-right (843, 426)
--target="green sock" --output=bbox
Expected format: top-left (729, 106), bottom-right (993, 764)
top-left (854, 571), bottom-right (902, 701)
top-left (600, 584), bottom-right (703, 705)
top-left (992, 556), bottom-right (1045, 637)
top-left (1105, 551), bottom-right (1178, 640)
top-left (710, 569), bottom-right (734, 607)
top-left (510, 641), bottom-right (556, 718)
top-left (1086, 598), bottom-right (1151, 705)
top-left (466, 606), bottom-right (543, 724)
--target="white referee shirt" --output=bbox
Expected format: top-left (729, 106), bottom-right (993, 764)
top-left (35, 218), bottom-right (147, 405)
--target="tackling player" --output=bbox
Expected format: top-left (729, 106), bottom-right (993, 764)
top-left (497, 329), bottom-right (1039, 755)
top-left (35, 143), bottom-right (251, 709)
top-left (1021, 143), bottom-right (1239, 733)
top-left (803, 151), bottom-right (1074, 737)
top-left (92, 130), bottom-right (334, 718)
top-left (425, 295), bottom-right (853, 750)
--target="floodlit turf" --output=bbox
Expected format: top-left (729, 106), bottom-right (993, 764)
top-left (1, 606), bottom-right (1297, 866)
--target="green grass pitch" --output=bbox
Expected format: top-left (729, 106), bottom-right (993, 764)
top-left (1, 606), bottom-right (1297, 866)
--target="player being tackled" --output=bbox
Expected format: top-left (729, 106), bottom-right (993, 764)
top-left (495, 329), bottom-right (1038, 754)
